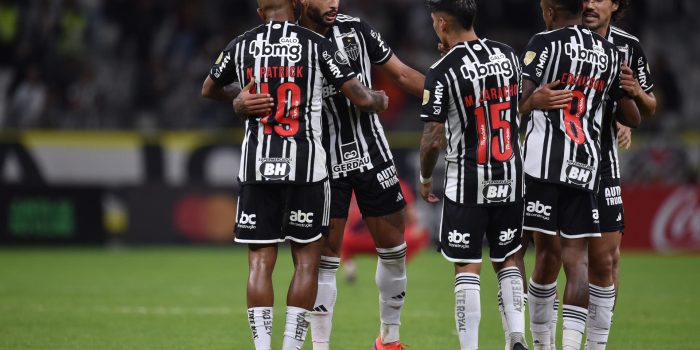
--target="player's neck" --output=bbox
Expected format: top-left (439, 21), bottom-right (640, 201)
top-left (552, 18), bottom-right (581, 31)
top-left (448, 29), bottom-right (478, 49)
top-left (300, 16), bottom-right (330, 36)
top-left (593, 24), bottom-right (610, 37)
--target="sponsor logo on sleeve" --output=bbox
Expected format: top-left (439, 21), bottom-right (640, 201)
top-left (524, 51), bottom-right (537, 66)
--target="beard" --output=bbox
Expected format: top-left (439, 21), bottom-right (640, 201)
top-left (306, 4), bottom-right (335, 27)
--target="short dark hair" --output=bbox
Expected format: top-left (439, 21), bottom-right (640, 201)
top-left (426, 0), bottom-right (477, 30)
top-left (550, 0), bottom-right (584, 16)
top-left (611, 0), bottom-right (629, 22)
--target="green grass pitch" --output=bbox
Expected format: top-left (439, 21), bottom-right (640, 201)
top-left (0, 247), bottom-right (697, 349)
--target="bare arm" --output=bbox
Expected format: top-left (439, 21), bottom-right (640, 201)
top-left (620, 64), bottom-right (657, 118)
top-left (375, 55), bottom-right (425, 97)
top-left (232, 81), bottom-right (274, 118)
top-left (339, 78), bottom-right (389, 113)
top-left (201, 76), bottom-right (242, 101)
top-left (615, 96), bottom-right (642, 128)
top-left (518, 80), bottom-right (572, 118)
top-left (418, 121), bottom-right (445, 204)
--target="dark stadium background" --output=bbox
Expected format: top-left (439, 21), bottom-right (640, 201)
top-left (0, 1), bottom-right (699, 348)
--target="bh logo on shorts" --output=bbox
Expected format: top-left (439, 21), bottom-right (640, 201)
top-left (259, 158), bottom-right (291, 180)
top-left (566, 162), bottom-right (594, 186)
top-left (238, 212), bottom-right (257, 229)
top-left (526, 201), bottom-right (552, 220)
top-left (289, 210), bottom-right (314, 228)
top-left (447, 230), bottom-right (470, 248)
top-left (499, 228), bottom-right (517, 246)
top-left (482, 181), bottom-right (513, 202)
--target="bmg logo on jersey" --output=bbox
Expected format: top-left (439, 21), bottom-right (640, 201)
top-left (482, 181), bottom-right (513, 202)
top-left (249, 38), bottom-right (302, 63)
top-left (447, 230), bottom-right (470, 248)
top-left (238, 212), bottom-right (257, 229)
top-left (565, 42), bottom-right (609, 70)
top-left (460, 55), bottom-right (514, 80)
top-left (289, 210), bottom-right (314, 228)
top-left (566, 162), bottom-right (595, 186)
top-left (259, 158), bottom-right (292, 180)
top-left (526, 201), bottom-right (552, 220)
top-left (499, 228), bottom-right (518, 245)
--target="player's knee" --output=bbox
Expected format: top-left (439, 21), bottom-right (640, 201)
top-left (590, 252), bottom-right (614, 280)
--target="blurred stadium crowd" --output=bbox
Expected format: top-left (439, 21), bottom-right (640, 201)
top-left (0, 0), bottom-right (698, 182)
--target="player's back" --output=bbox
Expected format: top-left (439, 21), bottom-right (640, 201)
top-left (210, 21), bottom-right (353, 184)
top-left (321, 14), bottom-right (394, 178)
top-left (599, 26), bottom-right (654, 179)
top-left (421, 39), bottom-right (523, 206)
top-left (521, 25), bottom-right (624, 192)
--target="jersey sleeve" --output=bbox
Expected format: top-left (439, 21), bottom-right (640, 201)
top-left (629, 41), bottom-right (654, 93)
top-left (318, 39), bottom-right (356, 88)
top-left (608, 50), bottom-right (628, 102)
top-left (521, 34), bottom-right (549, 86)
top-left (359, 21), bottom-right (393, 65)
top-left (209, 38), bottom-right (239, 86)
top-left (420, 66), bottom-right (449, 123)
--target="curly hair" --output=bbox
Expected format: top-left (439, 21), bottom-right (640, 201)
top-left (611, 0), bottom-right (629, 22)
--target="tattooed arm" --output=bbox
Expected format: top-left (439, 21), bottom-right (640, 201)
top-left (418, 121), bottom-right (445, 203)
top-left (339, 78), bottom-right (389, 113)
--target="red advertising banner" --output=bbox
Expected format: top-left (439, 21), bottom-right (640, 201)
top-left (622, 185), bottom-right (700, 251)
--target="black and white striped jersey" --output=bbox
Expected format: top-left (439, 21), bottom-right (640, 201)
top-left (421, 39), bottom-right (523, 206)
top-left (521, 25), bottom-right (627, 192)
top-left (209, 21), bottom-right (354, 185)
top-left (600, 26), bottom-right (654, 179)
top-left (320, 14), bottom-right (394, 178)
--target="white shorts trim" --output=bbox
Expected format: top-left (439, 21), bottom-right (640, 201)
top-left (523, 226), bottom-right (557, 236)
top-left (560, 231), bottom-right (601, 239)
top-left (440, 250), bottom-right (482, 264)
top-left (490, 244), bottom-right (522, 263)
top-left (235, 233), bottom-right (323, 245)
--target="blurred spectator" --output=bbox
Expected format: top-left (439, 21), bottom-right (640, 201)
top-left (5, 64), bottom-right (47, 128)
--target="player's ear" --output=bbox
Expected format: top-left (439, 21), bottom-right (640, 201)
top-left (257, 7), bottom-right (266, 21)
top-left (611, 1), bottom-right (619, 13)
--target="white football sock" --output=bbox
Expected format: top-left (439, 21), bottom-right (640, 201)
top-left (552, 298), bottom-right (560, 350)
top-left (248, 307), bottom-right (273, 350)
top-left (376, 243), bottom-right (407, 344)
top-left (498, 267), bottom-right (526, 335)
top-left (562, 304), bottom-right (587, 350)
top-left (282, 306), bottom-right (310, 350)
top-left (585, 284), bottom-right (615, 350)
top-left (455, 273), bottom-right (481, 350)
top-left (498, 290), bottom-right (510, 350)
top-left (311, 256), bottom-right (340, 348)
top-left (528, 280), bottom-right (557, 350)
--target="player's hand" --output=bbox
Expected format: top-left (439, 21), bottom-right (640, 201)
top-left (616, 122), bottom-right (632, 150)
top-left (530, 80), bottom-right (572, 110)
top-left (419, 181), bottom-right (441, 204)
top-left (620, 64), bottom-right (642, 98)
top-left (233, 80), bottom-right (273, 118)
top-left (437, 42), bottom-right (450, 56)
top-left (374, 90), bottom-right (389, 113)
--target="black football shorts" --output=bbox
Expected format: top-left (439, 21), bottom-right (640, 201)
top-left (522, 177), bottom-right (601, 239)
top-left (439, 199), bottom-right (523, 263)
top-left (234, 181), bottom-right (330, 244)
top-left (330, 161), bottom-right (406, 218)
top-left (597, 177), bottom-right (625, 233)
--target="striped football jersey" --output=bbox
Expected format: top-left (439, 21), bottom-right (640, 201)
top-left (521, 25), bottom-right (627, 192)
top-left (209, 21), bottom-right (354, 184)
top-left (421, 39), bottom-right (523, 206)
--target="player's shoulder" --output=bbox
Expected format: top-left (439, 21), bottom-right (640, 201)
top-left (483, 39), bottom-right (516, 55)
top-left (336, 13), bottom-right (361, 23)
top-left (428, 43), bottom-right (467, 72)
top-left (609, 26), bottom-right (641, 44)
